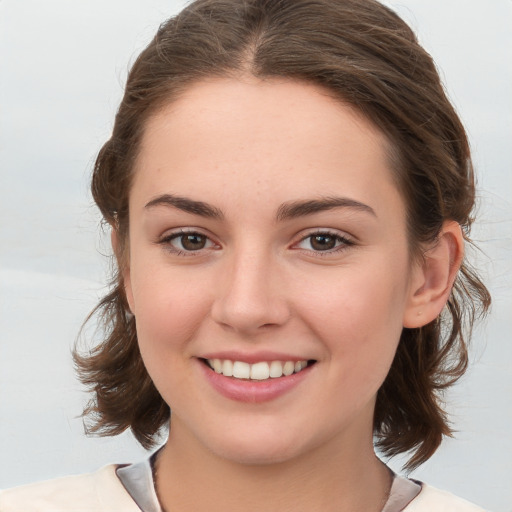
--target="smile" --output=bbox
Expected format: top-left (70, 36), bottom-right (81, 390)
top-left (206, 359), bottom-right (311, 380)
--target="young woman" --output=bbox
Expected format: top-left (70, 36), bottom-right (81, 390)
top-left (0, 0), bottom-right (491, 510)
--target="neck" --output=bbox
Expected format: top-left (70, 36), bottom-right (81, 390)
top-left (155, 419), bottom-right (392, 512)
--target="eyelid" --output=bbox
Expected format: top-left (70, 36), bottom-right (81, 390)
top-left (157, 227), bottom-right (220, 255)
top-left (156, 227), bottom-right (355, 256)
top-left (292, 228), bottom-right (356, 254)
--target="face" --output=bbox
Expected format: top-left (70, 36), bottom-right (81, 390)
top-left (123, 78), bottom-right (422, 465)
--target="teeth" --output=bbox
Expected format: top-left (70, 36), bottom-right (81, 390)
top-left (250, 361), bottom-right (270, 380)
top-left (206, 359), bottom-right (310, 380)
top-left (222, 360), bottom-right (233, 377)
top-left (283, 361), bottom-right (295, 376)
top-left (233, 361), bottom-right (250, 379)
top-left (269, 360), bottom-right (283, 378)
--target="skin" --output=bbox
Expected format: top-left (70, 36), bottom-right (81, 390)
top-left (120, 77), bottom-right (463, 512)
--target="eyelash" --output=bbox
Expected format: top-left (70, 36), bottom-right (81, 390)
top-left (158, 229), bottom-right (355, 256)
top-left (293, 230), bottom-right (355, 255)
top-left (158, 229), bottom-right (217, 256)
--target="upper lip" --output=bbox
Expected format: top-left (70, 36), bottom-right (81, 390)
top-left (199, 351), bottom-right (315, 364)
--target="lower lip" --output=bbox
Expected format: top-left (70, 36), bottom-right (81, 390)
top-left (199, 361), bottom-right (314, 403)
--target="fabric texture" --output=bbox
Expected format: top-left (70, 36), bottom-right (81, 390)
top-left (0, 464), bottom-right (487, 512)
top-left (0, 465), bottom-right (140, 512)
top-left (117, 458), bottom-right (162, 512)
top-left (405, 485), bottom-right (487, 512)
top-left (382, 473), bottom-right (421, 512)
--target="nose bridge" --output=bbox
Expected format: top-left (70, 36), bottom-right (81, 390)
top-left (211, 240), bottom-right (289, 332)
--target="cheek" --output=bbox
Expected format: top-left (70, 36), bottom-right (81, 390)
top-left (129, 269), bottom-right (214, 405)
top-left (130, 266), bottom-right (212, 354)
top-left (293, 262), bottom-right (408, 386)
top-left (296, 263), bottom-right (407, 335)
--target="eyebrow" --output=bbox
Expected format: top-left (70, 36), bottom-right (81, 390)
top-left (276, 196), bottom-right (376, 221)
top-left (144, 194), bottom-right (375, 221)
top-left (145, 194), bottom-right (224, 219)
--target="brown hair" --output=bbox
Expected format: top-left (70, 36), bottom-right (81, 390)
top-left (75, 0), bottom-right (490, 470)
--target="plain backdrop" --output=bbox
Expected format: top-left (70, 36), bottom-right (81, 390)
top-left (0, 1), bottom-right (511, 510)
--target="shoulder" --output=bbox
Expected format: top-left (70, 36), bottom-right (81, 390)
top-left (405, 483), bottom-right (487, 512)
top-left (0, 465), bottom-right (140, 512)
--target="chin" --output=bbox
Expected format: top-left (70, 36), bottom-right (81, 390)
top-left (215, 442), bottom-right (301, 466)
top-left (201, 425), bottom-right (315, 467)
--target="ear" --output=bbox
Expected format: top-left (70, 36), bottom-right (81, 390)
top-left (403, 221), bottom-right (464, 328)
top-left (111, 228), bottom-right (135, 315)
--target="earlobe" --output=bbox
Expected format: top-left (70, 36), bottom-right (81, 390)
top-left (111, 229), bottom-right (135, 315)
top-left (403, 221), bottom-right (464, 328)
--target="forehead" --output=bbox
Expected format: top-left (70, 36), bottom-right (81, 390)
top-left (131, 77), bottom-right (403, 221)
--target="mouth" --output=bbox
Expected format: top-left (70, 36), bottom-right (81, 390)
top-left (202, 358), bottom-right (316, 381)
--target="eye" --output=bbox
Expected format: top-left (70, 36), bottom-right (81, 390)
top-left (295, 231), bottom-right (353, 252)
top-left (160, 231), bottom-right (216, 253)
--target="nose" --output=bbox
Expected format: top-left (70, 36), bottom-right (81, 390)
top-left (210, 247), bottom-right (291, 335)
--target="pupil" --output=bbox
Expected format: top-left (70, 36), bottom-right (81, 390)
top-left (311, 235), bottom-right (335, 251)
top-left (182, 234), bottom-right (206, 250)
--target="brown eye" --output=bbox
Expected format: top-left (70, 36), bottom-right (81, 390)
top-left (310, 234), bottom-right (337, 251)
top-left (295, 231), bottom-right (353, 253)
top-left (179, 233), bottom-right (208, 251)
top-left (165, 232), bottom-right (215, 253)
